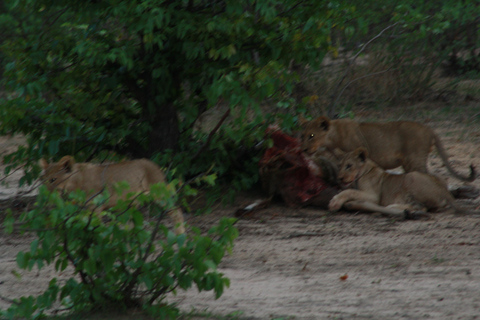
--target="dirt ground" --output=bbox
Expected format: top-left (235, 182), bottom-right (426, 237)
top-left (1, 104), bottom-right (480, 319)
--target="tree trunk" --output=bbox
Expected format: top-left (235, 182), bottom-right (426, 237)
top-left (122, 101), bottom-right (180, 158)
top-left (147, 102), bottom-right (180, 155)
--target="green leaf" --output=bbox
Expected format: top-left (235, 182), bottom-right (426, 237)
top-left (30, 239), bottom-right (39, 255)
top-left (204, 259), bottom-right (217, 270)
top-left (84, 259), bottom-right (97, 275)
top-left (203, 174), bottom-right (217, 186)
top-left (132, 210), bottom-right (144, 227)
top-left (16, 251), bottom-right (29, 269)
top-left (3, 210), bottom-right (15, 234)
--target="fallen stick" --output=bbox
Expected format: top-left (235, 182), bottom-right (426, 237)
top-left (281, 232), bottom-right (327, 239)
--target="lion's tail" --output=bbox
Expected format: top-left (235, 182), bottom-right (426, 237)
top-left (434, 134), bottom-right (476, 182)
top-left (449, 200), bottom-right (480, 215)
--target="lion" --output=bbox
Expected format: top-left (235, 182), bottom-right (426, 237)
top-left (328, 147), bottom-right (461, 216)
top-left (300, 116), bottom-right (475, 182)
top-left (39, 156), bottom-right (185, 234)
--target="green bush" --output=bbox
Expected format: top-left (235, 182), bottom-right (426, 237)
top-left (1, 182), bottom-right (238, 319)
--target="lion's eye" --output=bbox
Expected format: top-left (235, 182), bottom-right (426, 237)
top-left (308, 133), bottom-right (315, 140)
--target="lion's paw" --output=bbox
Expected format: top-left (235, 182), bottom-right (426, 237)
top-left (328, 195), bottom-right (344, 212)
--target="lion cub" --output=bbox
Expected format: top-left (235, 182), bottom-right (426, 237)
top-left (300, 116), bottom-right (475, 182)
top-left (328, 147), bottom-right (456, 214)
top-left (40, 156), bottom-right (185, 234)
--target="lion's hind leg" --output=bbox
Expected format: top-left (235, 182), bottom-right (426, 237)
top-left (403, 153), bottom-right (429, 173)
top-left (385, 203), bottom-right (421, 212)
top-left (343, 200), bottom-right (428, 220)
top-left (343, 200), bottom-right (406, 216)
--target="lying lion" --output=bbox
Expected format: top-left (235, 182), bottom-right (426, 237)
top-left (40, 156), bottom-right (185, 234)
top-left (300, 116), bottom-right (475, 182)
top-left (328, 147), bottom-right (460, 216)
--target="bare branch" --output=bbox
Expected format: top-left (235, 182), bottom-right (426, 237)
top-left (333, 67), bottom-right (396, 108)
top-left (192, 108), bottom-right (231, 160)
top-left (328, 22), bottom-right (399, 117)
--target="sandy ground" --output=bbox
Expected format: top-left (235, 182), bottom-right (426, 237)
top-left (1, 105), bottom-right (480, 319)
top-left (176, 207), bottom-right (480, 320)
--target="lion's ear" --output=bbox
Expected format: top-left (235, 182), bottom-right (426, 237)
top-left (355, 147), bottom-right (369, 162)
top-left (59, 156), bottom-right (75, 173)
top-left (317, 116), bottom-right (330, 131)
top-left (39, 158), bottom-right (49, 170)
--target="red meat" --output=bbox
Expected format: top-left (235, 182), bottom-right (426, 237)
top-left (259, 126), bottom-right (339, 207)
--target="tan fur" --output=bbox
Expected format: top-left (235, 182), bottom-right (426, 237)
top-left (299, 116), bottom-right (475, 181)
top-left (40, 156), bottom-right (185, 234)
top-left (328, 148), bottom-right (457, 214)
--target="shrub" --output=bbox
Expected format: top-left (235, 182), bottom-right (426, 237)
top-left (1, 182), bottom-right (238, 319)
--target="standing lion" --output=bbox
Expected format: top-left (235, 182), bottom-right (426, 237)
top-left (300, 116), bottom-right (475, 182)
top-left (40, 156), bottom-right (185, 234)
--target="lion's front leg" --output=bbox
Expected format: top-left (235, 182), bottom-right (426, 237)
top-left (168, 207), bottom-right (186, 235)
top-left (329, 189), bottom-right (379, 211)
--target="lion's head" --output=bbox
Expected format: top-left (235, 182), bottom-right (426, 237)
top-left (337, 147), bottom-right (369, 187)
top-left (39, 156), bottom-right (76, 192)
top-left (299, 116), bottom-right (331, 155)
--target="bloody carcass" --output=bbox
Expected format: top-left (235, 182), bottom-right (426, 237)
top-left (259, 126), bottom-right (340, 208)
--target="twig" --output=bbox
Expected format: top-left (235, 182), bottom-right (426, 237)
top-left (351, 23), bottom-right (399, 66)
top-left (0, 165), bottom-right (25, 183)
top-left (191, 108), bottom-right (231, 159)
top-left (45, 7), bottom-right (69, 28)
top-left (334, 67), bottom-right (395, 106)
top-left (0, 294), bottom-right (17, 305)
top-left (281, 232), bottom-right (326, 239)
top-left (121, 203), bottom-right (168, 297)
